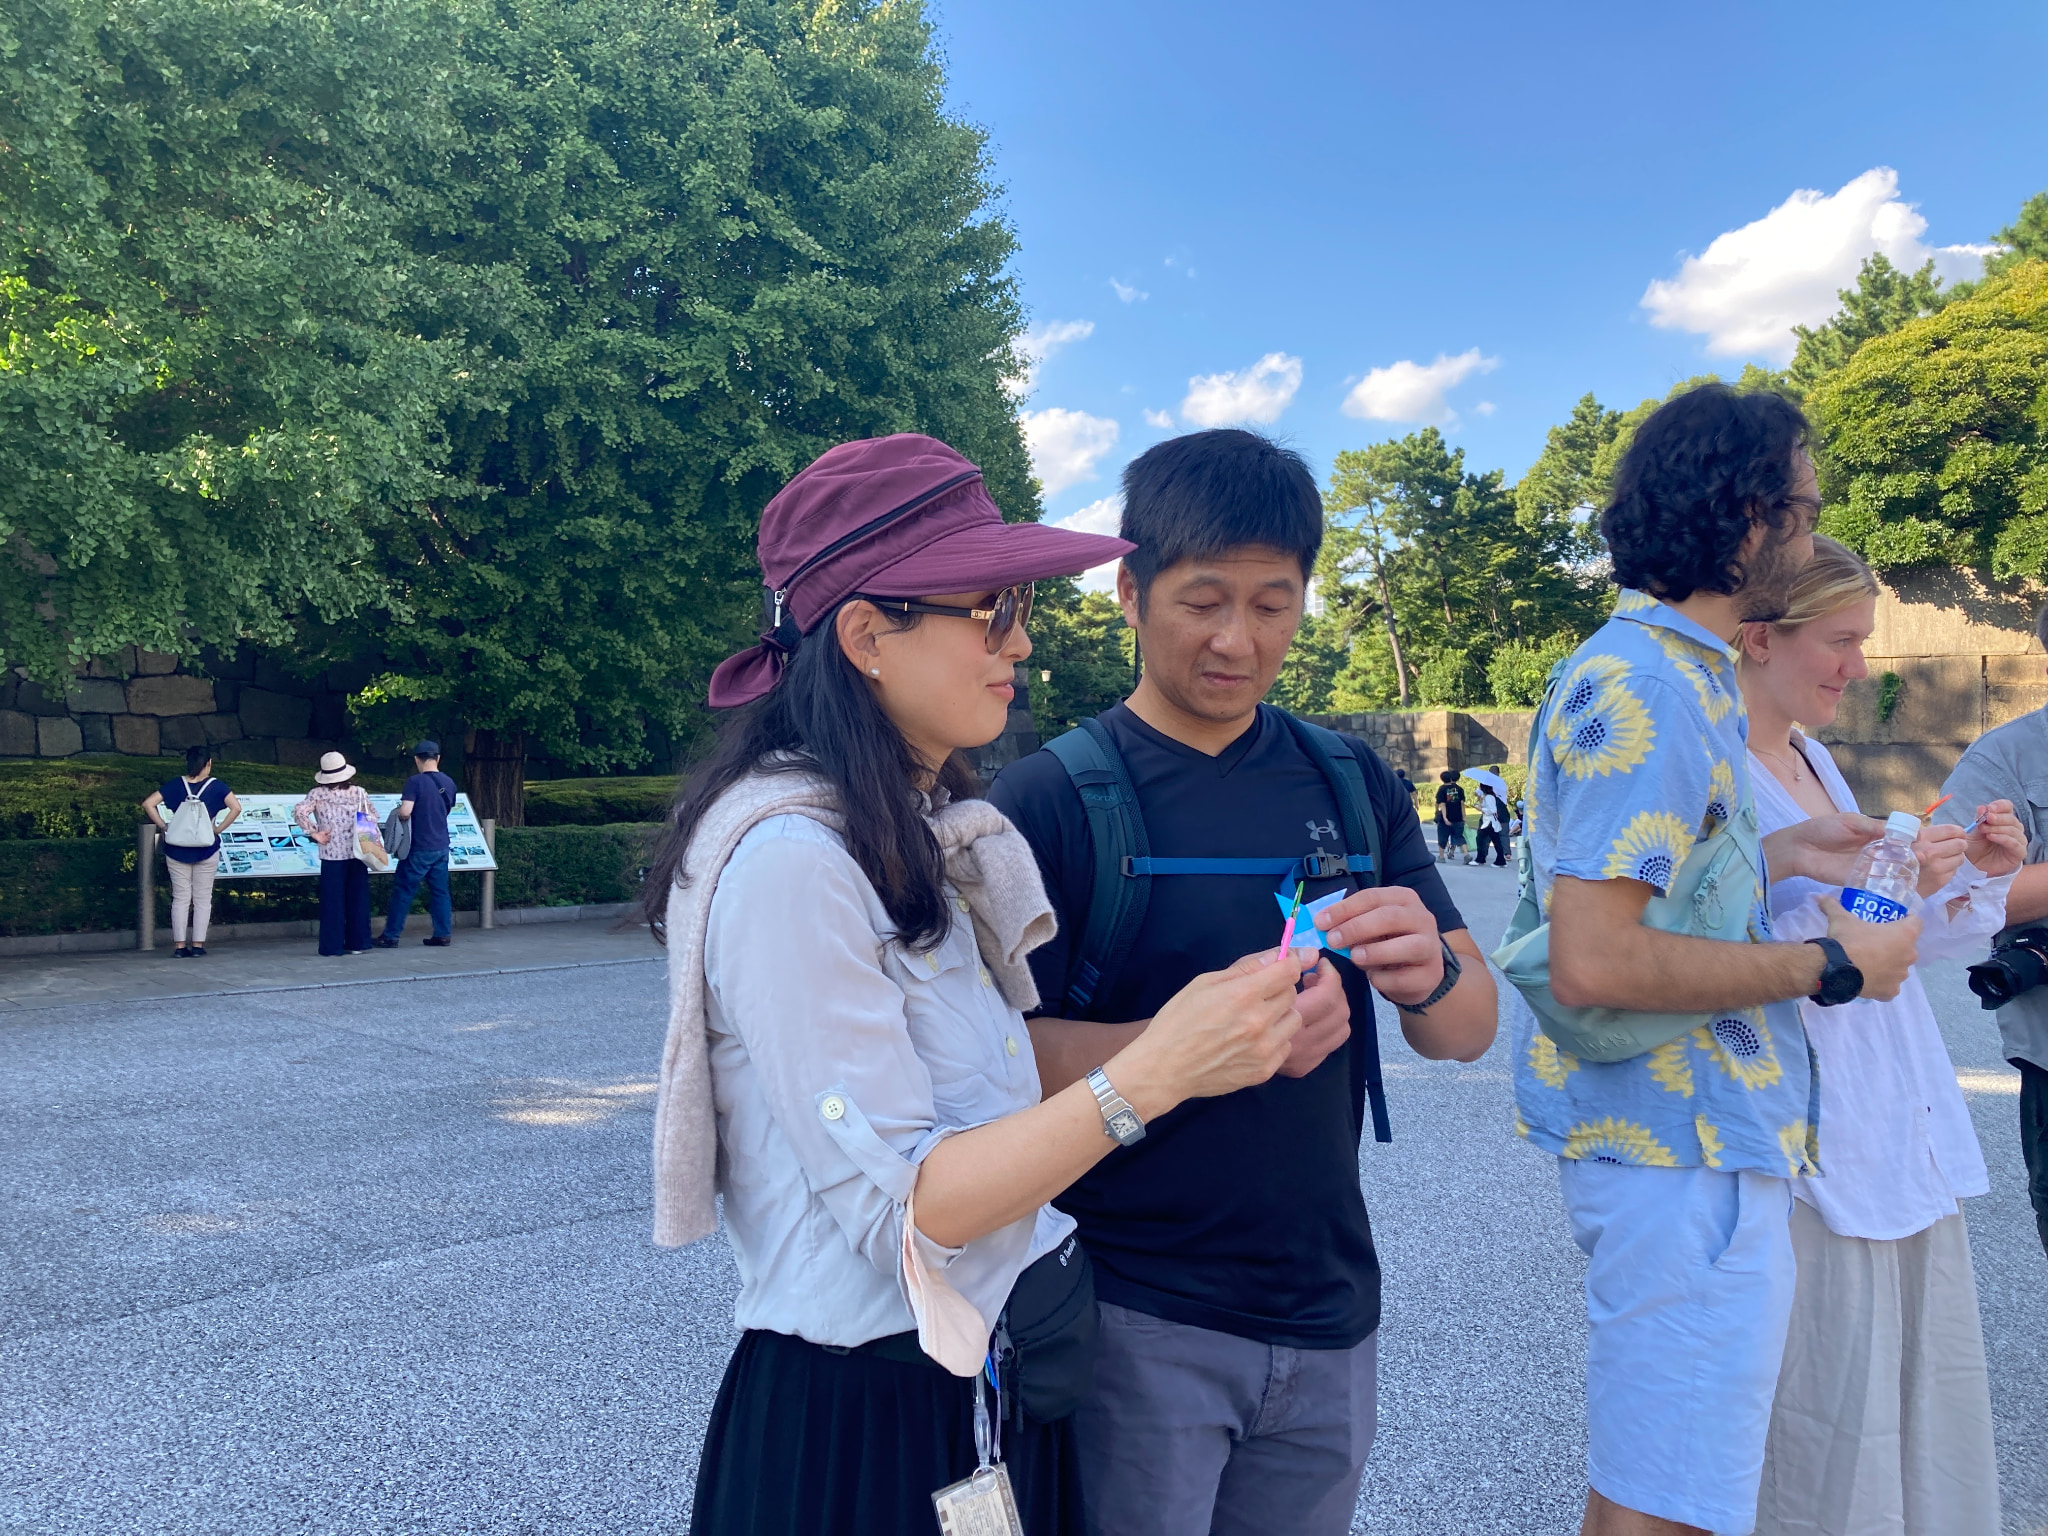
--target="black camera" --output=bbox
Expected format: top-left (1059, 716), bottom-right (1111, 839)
top-left (1966, 927), bottom-right (2048, 1010)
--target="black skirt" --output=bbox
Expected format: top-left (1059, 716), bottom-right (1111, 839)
top-left (690, 1329), bottom-right (1082, 1536)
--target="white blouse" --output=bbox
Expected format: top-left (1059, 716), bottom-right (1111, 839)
top-left (703, 813), bottom-right (1074, 1348)
top-left (1751, 737), bottom-right (2009, 1241)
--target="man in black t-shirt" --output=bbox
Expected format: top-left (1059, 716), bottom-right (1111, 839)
top-left (1433, 770), bottom-right (1469, 863)
top-left (375, 740), bottom-right (460, 948)
top-left (990, 431), bottom-right (1497, 1536)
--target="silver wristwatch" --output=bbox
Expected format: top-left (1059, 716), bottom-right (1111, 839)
top-left (1087, 1067), bottom-right (1146, 1146)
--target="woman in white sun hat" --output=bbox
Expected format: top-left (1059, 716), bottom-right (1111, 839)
top-left (294, 752), bottom-right (379, 956)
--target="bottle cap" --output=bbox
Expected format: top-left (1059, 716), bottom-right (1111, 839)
top-left (1885, 811), bottom-right (1922, 840)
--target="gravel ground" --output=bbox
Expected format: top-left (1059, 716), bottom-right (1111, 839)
top-left (3, 862), bottom-right (2041, 1534)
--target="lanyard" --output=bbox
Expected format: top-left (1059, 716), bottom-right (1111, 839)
top-left (973, 1352), bottom-right (1002, 1470)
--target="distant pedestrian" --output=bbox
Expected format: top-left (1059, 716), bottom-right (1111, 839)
top-left (375, 741), bottom-right (459, 949)
top-left (141, 745), bottom-right (242, 958)
top-left (295, 752), bottom-right (376, 957)
top-left (1394, 765), bottom-right (1414, 810)
top-left (1475, 784), bottom-right (1510, 867)
top-left (1433, 770), bottom-right (1469, 863)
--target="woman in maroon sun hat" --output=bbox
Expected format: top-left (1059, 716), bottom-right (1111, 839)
top-left (642, 434), bottom-right (1312, 1535)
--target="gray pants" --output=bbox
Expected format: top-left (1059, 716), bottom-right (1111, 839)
top-left (1077, 1301), bottom-right (1378, 1536)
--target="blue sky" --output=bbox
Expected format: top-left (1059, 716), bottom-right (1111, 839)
top-left (932, 0), bottom-right (2048, 577)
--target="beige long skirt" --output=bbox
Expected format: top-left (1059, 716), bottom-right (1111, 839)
top-left (1754, 1201), bottom-right (2000, 1536)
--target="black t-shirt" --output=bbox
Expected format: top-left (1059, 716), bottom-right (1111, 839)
top-left (402, 771), bottom-right (459, 853)
top-left (1434, 782), bottom-right (1465, 825)
top-left (988, 703), bottom-right (1465, 1348)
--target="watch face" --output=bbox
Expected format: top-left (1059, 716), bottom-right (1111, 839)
top-left (1107, 1109), bottom-right (1144, 1143)
top-left (1820, 963), bottom-right (1863, 1006)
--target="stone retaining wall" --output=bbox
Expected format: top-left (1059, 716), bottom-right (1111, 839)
top-left (1303, 708), bottom-right (1535, 775)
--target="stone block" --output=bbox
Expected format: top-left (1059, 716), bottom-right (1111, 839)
top-left (199, 644), bottom-right (256, 681)
top-left (1984, 652), bottom-right (2048, 729)
top-left (1823, 743), bottom-right (1955, 821)
top-left (200, 712), bottom-right (245, 744)
top-left (134, 649), bottom-right (178, 676)
top-left (66, 677), bottom-right (128, 714)
top-left (211, 680), bottom-right (240, 714)
top-left (0, 672), bottom-right (13, 710)
top-left (112, 715), bottom-right (161, 755)
top-left (85, 655), bottom-right (119, 679)
top-left (37, 716), bottom-right (82, 756)
top-left (160, 715), bottom-right (208, 751)
top-left (126, 675), bottom-right (216, 716)
top-left (276, 737), bottom-right (337, 768)
top-left (238, 687), bottom-right (312, 738)
top-left (0, 710), bottom-right (35, 755)
top-left (216, 737), bottom-right (278, 764)
top-left (16, 680), bottom-right (70, 717)
top-left (311, 695), bottom-right (347, 740)
top-left (252, 657), bottom-right (311, 694)
top-left (1828, 656), bottom-right (1981, 746)
top-left (78, 714), bottom-right (114, 753)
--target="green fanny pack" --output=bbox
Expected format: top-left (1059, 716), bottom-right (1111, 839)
top-left (1490, 662), bottom-right (1767, 1063)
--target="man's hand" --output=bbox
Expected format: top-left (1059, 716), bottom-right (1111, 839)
top-left (1820, 895), bottom-right (1921, 1002)
top-left (1962, 799), bottom-right (2026, 878)
top-left (1763, 810), bottom-right (1884, 886)
top-left (1277, 956), bottom-right (1351, 1077)
top-left (1913, 824), bottom-right (1967, 897)
top-left (1315, 886), bottom-right (1444, 1008)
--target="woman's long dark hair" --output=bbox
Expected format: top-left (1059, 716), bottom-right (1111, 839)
top-left (641, 603), bottom-right (979, 950)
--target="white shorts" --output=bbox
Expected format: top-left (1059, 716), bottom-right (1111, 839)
top-left (1559, 1159), bottom-right (1797, 1535)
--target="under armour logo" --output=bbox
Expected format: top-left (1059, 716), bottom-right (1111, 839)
top-left (1306, 819), bottom-right (1338, 841)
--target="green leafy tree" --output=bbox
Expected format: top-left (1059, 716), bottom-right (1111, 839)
top-left (1809, 260), bottom-right (2048, 584)
top-left (1269, 607), bottom-right (1347, 715)
top-left (1515, 393), bottom-right (1621, 565)
top-left (1024, 580), bottom-right (1131, 737)
top-left (1788, 254), bottom-right (1948, 397)
top-left (1486, 633), bottom-right (1576, 707)
top-left (0, 0), bottom-right (474, 688)
top-left (1984, 190), bottom-right (2048, 279)
top-left (333, 0), bottom-right (1036, 820)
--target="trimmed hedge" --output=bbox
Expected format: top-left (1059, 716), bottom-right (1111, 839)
top-left (0, 756), bottom-right (406, 840)
top-left (523, 775), bottom-right (675, 827)
top-left (0, 822), bottom-right (657, 937)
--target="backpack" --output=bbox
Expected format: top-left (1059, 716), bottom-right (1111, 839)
top-left (162, 780), bottom-right (219, 848)
top-left (1043, 711), bottom-right (1392, 1143)
top-left (1490, 658), bottom-right (1767, 1062)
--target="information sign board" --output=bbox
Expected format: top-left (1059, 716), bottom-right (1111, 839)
top-left (204, 794), bottom-right (499, 878)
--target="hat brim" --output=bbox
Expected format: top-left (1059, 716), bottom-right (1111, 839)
top-left (858, 518), bottom-right (1133, 598)
top-left (315, 766), bottom-right (357, 784)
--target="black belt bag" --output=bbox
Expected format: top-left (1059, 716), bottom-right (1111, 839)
top-left (995, 1232), bottom-right (1097, 1428)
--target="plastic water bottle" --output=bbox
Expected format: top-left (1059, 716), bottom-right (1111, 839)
top-left (1840, 811), bottom-right (1921, 923)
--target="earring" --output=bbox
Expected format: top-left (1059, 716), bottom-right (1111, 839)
top-left (869, 667), bottom-right (880, 677)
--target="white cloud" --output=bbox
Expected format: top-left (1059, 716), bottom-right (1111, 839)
top-left (1049, 495), bottom-right (1126, 594)
top-left (1640, 167), bottom-right (1997, 362)
top-left (1008, 319), bottom-right (1095, 396)
top-left (1143, 408), bottom-right (1175, 430)
top-left (1180, 352), bottom-right (1303, 427)
top-left (1110, 278), bottom-right (1149, 303)
top-left (1341, 349), bottom-right (1499, 426)
top-left (1021, 408), bottom-right (1120, 496)
top-left (1474, 400), bottom-right (1497, 417)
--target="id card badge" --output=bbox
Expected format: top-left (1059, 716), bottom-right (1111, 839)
top-left (931, 1365), bottom-right (1025, 1536)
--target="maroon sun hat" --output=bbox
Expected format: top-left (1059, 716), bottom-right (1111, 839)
top-left (708, 433), bottom-right (1133, 707)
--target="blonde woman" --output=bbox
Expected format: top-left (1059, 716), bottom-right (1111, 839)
top-left (294, 752), bottom-right (377, 957)
top-left (1735, 536), bottom-right (2025, 1536)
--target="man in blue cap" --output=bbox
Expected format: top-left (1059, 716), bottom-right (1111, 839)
top-left (374, 741), bottom-right (460, 948)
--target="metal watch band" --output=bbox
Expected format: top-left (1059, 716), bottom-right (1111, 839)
top-left (1395, 938), bottom-right (1463, 1016)
top-left (1087, 1066), bottom-right (1146, 1146)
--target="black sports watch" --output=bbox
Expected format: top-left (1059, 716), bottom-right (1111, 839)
top-left (1396, 939), bottom-right (1463, 1016)
top-left (1805, 936), bottom-right (1864, 1007)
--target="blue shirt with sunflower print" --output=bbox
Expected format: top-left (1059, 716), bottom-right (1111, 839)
top-left (1511, 589), bottom-right (1820, 1178)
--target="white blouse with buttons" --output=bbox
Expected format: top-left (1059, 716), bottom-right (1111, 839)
top-left (702, 813), bottom-right (1076, 1349)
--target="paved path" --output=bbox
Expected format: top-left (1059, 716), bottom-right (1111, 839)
top-left (3, 866), bottom-right (2041, 1534)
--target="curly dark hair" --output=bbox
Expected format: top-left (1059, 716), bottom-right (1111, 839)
top-left (1599, 384), bottom-right (1813, 601)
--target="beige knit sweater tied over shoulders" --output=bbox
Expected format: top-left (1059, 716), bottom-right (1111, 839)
top-left (650, 769), bottom-right (1057, 1252)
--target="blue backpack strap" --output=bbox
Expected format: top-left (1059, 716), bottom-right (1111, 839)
top-left (1282, 714), bottom-right (1393, 1144)
top-left (1043, 717), bottom-right (1152, 1019)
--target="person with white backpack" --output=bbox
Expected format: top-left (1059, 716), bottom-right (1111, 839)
top-left (140, 746), bottom-right (242, 958)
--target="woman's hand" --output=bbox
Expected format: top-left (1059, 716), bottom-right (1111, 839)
top-left (1961, 799), bottom-right (2026, 878)
top-left (1913, 824), bottom-right (1967, 897)
top-left (1108, 949), bottom-right (1307, 1119)
top-left (1763, 810), bottom-right (1884, 886)
top-left (309, 829), bottom-right (330, 846)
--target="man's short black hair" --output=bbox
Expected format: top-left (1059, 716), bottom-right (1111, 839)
top-left (1119, 429), bottom-right (1322, 602)
top-left (1439, 769), bottom-right (1459, 784)
top-left (1600, 384), bottom-right (1812, 601)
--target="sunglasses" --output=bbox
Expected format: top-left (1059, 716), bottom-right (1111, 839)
top-left (850, 583), bottom-right (1034, 654)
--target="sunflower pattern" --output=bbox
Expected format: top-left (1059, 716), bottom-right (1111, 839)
top-left (1528, 1032), bottom-right (1579, 1089)
top-left (1600, 809), bottom-right (1694, 890)
top-left (1547, 654), bottom-right (1656, 781)
top-left (1561, 1117), bottom-right (1680, 1166)
top-left (1655, 628), bottom-right (1739, 725)
top-left (1699, 1010), bottom-right (1784, 1090)
top-left (1700, 759), bottom-right (1737, 841)
top-left (1648, 1039), bottom-right (1694, 1097)
top-left (1510, 590), bottom-right (1818, 1178)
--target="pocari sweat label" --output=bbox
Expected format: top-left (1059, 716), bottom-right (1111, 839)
top-left (1841, 886), bottom-right (1910, 924)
